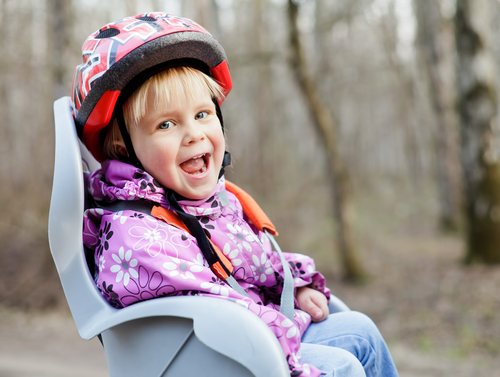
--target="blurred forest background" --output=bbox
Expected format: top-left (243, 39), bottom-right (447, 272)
top-left (1, 0), bottom-right (500, 375)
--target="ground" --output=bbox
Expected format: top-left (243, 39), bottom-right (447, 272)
top-left (0, 307), bottom-right (107, 377)
top-left (329, 231), bottom-right (500, 377)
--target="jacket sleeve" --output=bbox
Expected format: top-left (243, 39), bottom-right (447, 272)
top-left (284, 251), bottom-right (331, 300)
top-left (260, 232), bottom-right (331, 302)
top-left (90, 209), bottom-right (236, 308)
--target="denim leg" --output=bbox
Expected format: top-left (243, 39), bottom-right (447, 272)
top-left (300, 343), bottom-right (366, 377)
top-left (301, 311), bottom-right (398, 377)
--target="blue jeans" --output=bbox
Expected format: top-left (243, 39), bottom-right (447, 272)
top-left (300, 311), bottom-right (399, 377)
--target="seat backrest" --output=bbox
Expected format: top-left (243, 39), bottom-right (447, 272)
top-left (49, 96), bottom-right (116, 339)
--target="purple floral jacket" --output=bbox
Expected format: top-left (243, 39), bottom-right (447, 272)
top-left (83, 159), bottom-right (331, 376)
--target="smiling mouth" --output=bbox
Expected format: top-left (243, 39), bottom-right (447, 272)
top-left (180, 153), bottom-right (209, 175)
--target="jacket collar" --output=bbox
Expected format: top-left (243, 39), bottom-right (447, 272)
top-left (89, 159), bottom-right (225, 218)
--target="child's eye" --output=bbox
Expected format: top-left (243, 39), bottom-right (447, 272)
top-left (195, 111), bottom-right (208, 120)
top-left (158, 120), bottom-right (174, 130)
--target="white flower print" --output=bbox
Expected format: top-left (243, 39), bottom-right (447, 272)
top-left (296, 309), bottom-right (310, 324)
top-left (112, 210), bottom-right (128, 224)
top-left (226, 223), bottom-right (254, 252)
top-left (253, 232), bottom-right (263, 244)
top-left (82, 213), bottom-right (99, 246)
top-left (222, 243), bottom-right (243, 266)
top-left (289, 350), bottom-right (310, 375)
top-left (184, 205), bottom-right (217, 217)
top-left (169, 227), bottom-right (192, 248)
top-left (302, 363), bottom-right (311, 374)
top-left (290, 351), bottom-right (300, 364)
top-left (98, 254), bottom-right (106, 272)
top-left (163, 257), bottom-right (204, 280)
top-left (110, 247), bottom-right (138, 286)
top-left (200, 277), bottom-right (229, 296)
top-left (281, 318), bottom-right (299, 339)
top-left (193, 253), bottom-right (209, 267)
top-left (129, 216), bottom-right (168, 257)
top-left (251, 252), bottom-right (274, 283)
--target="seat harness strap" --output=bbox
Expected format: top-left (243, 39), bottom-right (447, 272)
top-left (164, 189), bottom-right (249, 297)
top-left (94, 180), bottom-right (294, 320)
top-left (264, 231), bottom-right (295, 321)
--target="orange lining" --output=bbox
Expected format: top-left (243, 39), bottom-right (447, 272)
top-left (225, 180), bottom-right (278, 236)
top-left (211, 261), bottom-right (230, 280)
top-left (151, 205), bottom-right (189, 232)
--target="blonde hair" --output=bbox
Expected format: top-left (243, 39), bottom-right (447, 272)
top-left (103, 66), bottom-right (225, 161)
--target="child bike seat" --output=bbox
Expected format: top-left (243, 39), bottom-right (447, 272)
top-left (48, 96), bottom-right (349, 377)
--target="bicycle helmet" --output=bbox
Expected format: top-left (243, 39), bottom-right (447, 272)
top-left (72, 12), bottom-right (232, 162)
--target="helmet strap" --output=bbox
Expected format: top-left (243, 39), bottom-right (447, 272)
top-left (115, 103), bottom-right (144, 169)
top-left (219, 151), bottom-right (231, 179)
top-left (212, 97), bottom-right (231, 179)
top-left (213, 97), bottom-right (224, 134)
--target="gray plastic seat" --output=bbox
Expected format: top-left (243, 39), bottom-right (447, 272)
top-left (48, 96), bottom-right (350, 377)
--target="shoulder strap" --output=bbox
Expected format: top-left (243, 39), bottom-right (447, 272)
top-left (225, 180), bottom-right (278, 236)
top-left (93, 198), bottom-right (154, 214)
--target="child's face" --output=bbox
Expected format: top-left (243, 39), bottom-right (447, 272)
top-left (130, 90), bottom-right (225, 200)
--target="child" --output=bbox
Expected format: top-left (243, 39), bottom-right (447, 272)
top-left (76, 13), bottom-right (398, 377)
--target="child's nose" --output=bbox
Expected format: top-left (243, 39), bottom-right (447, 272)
top-left (183, 121), bottom-right (205, 145)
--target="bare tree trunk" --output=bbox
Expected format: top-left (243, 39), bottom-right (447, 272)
top-left (455, 0), bottom-right (500, 264)
top-left (50, 0), bottom-right (73, 99)
top-left (415, 0), bottom-right (461, 231)
top-left (0, 0), bottom-right (10, 194)
top-left (287, 0), bottom-right (365, 282)
top-left (378, 8), bottom-right (423, 190)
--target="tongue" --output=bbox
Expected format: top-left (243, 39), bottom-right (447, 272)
top-left (180, 157), bottom-right (205, 174)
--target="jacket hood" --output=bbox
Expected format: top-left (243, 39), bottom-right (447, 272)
top-left (88, 159), bottom-right (226, 218)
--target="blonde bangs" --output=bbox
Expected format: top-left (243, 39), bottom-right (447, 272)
top-left (101, 66), bottom-right (224, 161)
top-left (123, 66), bottom-right (225, 129)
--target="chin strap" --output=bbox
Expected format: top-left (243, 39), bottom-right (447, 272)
top-left (219, 151), bottom-right (231, 179)
top-left (115, 104), bottom-right (144, 169)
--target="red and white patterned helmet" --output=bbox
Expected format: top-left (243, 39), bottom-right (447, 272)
top-left (71, 13), bottom-right (232, 162)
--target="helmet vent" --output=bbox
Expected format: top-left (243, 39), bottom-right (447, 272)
top-left (95, 28), bottom-right (120, 39)
top-left (137, 16), bottom-right (156, 22)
